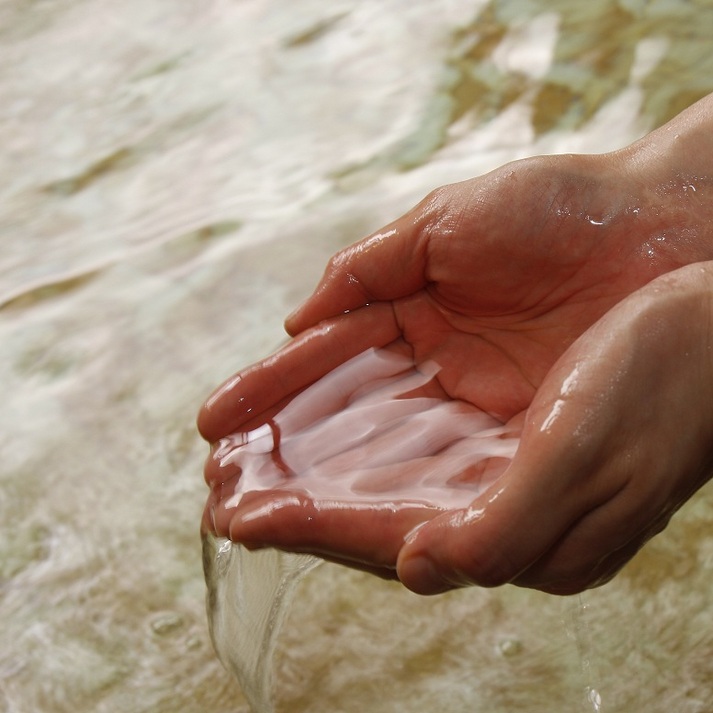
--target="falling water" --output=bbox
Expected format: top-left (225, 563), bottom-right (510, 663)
top-left (203, 537), bottom-right (321, 713)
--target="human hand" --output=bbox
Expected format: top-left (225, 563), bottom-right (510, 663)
top-left (395, 261), bottom-right (713, 594)
top-left (198, 95), bottom-right (713, 593)
top-left (201, 260), bottom-right (713, 594)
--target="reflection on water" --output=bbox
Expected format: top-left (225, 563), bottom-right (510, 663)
top-left (447, 0), bottom-right (713, 136)
top-left (1, 1), bottom-right (712, 712)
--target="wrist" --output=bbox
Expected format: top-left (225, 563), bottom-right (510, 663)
top-left (614, 94), bottom-right (713, 264)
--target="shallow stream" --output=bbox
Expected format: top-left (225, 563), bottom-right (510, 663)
top-left (2, 1), bottom-right (713, 711)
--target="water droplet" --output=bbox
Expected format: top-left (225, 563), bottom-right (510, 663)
top-left (497, 637), bottom-right (523, 657)
top-left (150, 612), bottom-right (184, 636)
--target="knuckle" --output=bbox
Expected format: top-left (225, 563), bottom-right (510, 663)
top-left (414, 185), bottom-right (460, 232)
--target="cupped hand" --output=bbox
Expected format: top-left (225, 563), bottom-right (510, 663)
top-left (198, 96), bottom-right (713, 594)
top-left (397, 261), bottom-right (713, 594)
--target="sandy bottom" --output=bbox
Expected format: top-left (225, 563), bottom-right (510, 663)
top-left (2, 1), bottom-right (713, 712)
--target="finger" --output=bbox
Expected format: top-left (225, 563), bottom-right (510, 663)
top-left (308, 556), bottom-right (399, 581)
top-left (284, 194), bottom-right (440, 334)
top-left (201, 496), bottom-right (397, 581)
top-left (394, 345), bottom-right (620, 594)
top-left (197, 302), bottom-right (401, 442)
top-left (204, 446), bottom-right (241, 487)
top-left (529, 519), bottom-right (671, 595)
top-left (394, 464), bottom-right (582, 595)
top-left (532, 541), bottom-right (648, 595)
top-left (531, 539), bottom-right (644, 596)
top-left (224, 489), bottom-right (441, 569)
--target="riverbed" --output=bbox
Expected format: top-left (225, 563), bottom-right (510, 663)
top-left (2, 1), bottom-right (713, 711)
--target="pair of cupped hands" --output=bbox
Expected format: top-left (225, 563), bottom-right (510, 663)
top-left (199, 95), bottom-right (713, 596)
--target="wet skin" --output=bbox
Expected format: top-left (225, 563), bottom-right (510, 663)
top-left (199, 94), bottom-right (713, 595)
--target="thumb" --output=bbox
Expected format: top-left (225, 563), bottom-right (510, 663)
top-left (395, 359), bottom-right (608, 595)
top-left (394, 471), bottom-right (572, 594)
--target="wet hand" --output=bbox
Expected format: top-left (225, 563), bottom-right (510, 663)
top-left (203, 348), bottom-right (520, 578)
top-left (198, 95), bottom-right (713, 593)
top-left (397, 261), bottom-right (713, 594)
top-left (201, 262), bottom-right (713, 593)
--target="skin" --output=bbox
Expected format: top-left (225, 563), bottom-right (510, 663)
top-left (198, 93), bottom-right (713, 596)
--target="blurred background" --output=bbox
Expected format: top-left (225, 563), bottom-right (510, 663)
top-left (2, 1), bottom-right (713, 711)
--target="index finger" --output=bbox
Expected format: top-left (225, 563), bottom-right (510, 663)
top-left (197, 302), bottom-right (401, 442)
top-left (284, 193), bottom-right (441, 335)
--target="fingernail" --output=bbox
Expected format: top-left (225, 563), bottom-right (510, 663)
top-left (403, 521), bottom-right (428, 545)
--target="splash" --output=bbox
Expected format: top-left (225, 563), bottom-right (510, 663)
top-left (204, 348), bottom-right (520, 711)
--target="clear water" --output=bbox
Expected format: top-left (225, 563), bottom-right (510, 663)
top-left (203, 537), bottom-right (321, 713)
top-left (2, 1), bottom-right (713, 712)
top-left (212, 348), bottom-right (518, 511)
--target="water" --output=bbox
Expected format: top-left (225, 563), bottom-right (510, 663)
top-left (2, 1), bottom-right (713, 711)
top-left (203, 537), bottom-right (321, 713)
top-left (564, 596), bottom-right (604, 712)
top-left (210, 348), bottom-right (518, 513)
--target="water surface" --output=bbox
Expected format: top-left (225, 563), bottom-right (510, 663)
top-left (2, 1), bottom-right (713, 711)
